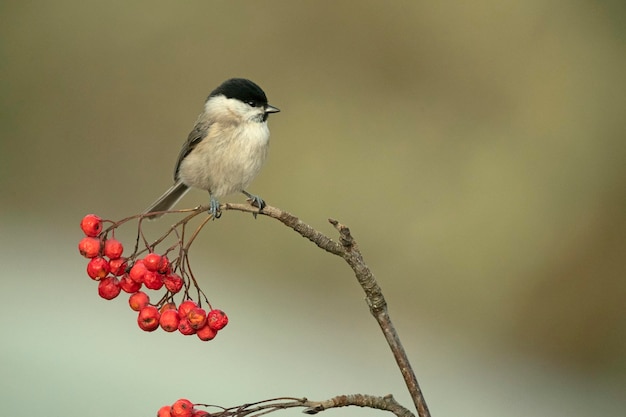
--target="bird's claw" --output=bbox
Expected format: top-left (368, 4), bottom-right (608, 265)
top-left (249, 195), bottom-right (266, 210)
top-left (208, 196), bottom-right (221, 219)
top-left (242, 191), bottom-right (265, 219)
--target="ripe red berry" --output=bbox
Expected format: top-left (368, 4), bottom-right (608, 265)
top-left (137, 305), bottom-right (160, 332)
top-left (78, 237), bottom-right (101, 258)
top-left (164, 273), bottom-right (183, 293)
top-left (119, 273), bottom-right (142, 293)
top-left (157, 255), bottom-right (171, 274)
top-left (187, 307), bottom-right (207, 330)
top-left (80, 214), bottom-right (103, 237)
top-left (143, 253), bottom-right (161, 272)
top-left (87, 257), bottom-right (110, 280)
top-left (109, 257), bottom-right (128, 276)
top-left (159, 309), bottom-right (181, 332)
top-left (128, 291), bottom-right (149, 311)
top-left (178, 318), bottom-right (196, 335)
top-left (143, 270), bottom-right (164, 290)
top-left (196, 323), bottom-right (217, 341)
top-left (98, 276), bottom-right (121, 300)
top-left (129, 260), bottom-right (147, 283)
top-left (178, 300), bottom-right (198, 319)
top-left (171, 399), bottom-right (194, 417)
top-left (157, 405), bottom-right (172, 417)
top-left (207, 309), bottom-right (228, 331)
top-left (103, 238), bottom-right (124, 259)
top-left (159, 302), bottom-right (177, 313)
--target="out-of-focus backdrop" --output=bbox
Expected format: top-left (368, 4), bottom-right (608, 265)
top-left (1, 1), bottom-right (625, 416)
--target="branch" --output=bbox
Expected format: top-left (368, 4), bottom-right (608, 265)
top-left (194, 394), bottom-right (414, 417)
top-left (222, 203), bottom-right (431, 417)
top-left (303, 394), bottom-right (414, 417)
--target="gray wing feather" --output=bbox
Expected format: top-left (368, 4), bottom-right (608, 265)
top-left (174, 120), bottom-right (211, 180)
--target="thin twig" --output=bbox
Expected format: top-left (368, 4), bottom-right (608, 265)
top-left (194, 394), bottom-right (414, 417)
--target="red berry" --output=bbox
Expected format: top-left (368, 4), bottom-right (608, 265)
top-left (178, 318), bottom-right (196, 335)
top-left (80, 214), bottom-right (102, 237)
top-left (178, 300), bottom-right (197, 319)
top-left (159, 302), bottom-right (177, 313)
top-left (103, 238), bottom-right (124, 259)
top-left (129, 260), bottom-right (147, 283)
top-left (159, 309), bottom-right (180, 332)
top-left (187, 307), bottom-right (207, 330)
top-left (171, 399), bottom-right (194, 417)
top-left (143, 270), bottom-right (164, 290)
top-left (157, 255), bottom-right (171, 274)
top-left (98, 276), bottom-right (121, 300)
top-left (78, 237), bottom-right (101, 258)
top-left (196, 324), bottom-right (217, 341)
top-left (87, 257), bottom-right (110, 280)
top-left (143, 253), bottom-right (161, 272)
top-left (109, 257), bottom-right (128, 276)
top-left (128, 291), bottom-right (149, 311)
top-left (119, 273), bottom-right (142, 293)
top-left (207, 309), bottom-right (228, 331)
top-left (164, 273), bottom-right (183, 293)
top-left (157, 405), bottom-right (172, 417)
top-left (137, 305), bottom-right (160, 332)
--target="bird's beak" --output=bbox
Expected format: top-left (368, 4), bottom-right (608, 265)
top-left (265, 104), bottom-right (280, 114)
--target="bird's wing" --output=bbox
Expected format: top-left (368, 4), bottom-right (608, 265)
top-left (174, 120), bottom-right (211, 180)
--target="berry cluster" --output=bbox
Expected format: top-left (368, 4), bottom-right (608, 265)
top-left (157, 399), bottom-right (208, 417)
top-left (78, 214), bottom-right (228, 341)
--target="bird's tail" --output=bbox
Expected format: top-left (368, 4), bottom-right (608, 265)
top-left (143, 181), bottom-right (190, 219)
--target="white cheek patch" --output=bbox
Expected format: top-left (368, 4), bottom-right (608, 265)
top-left (204, 96), bottom-right (265, 124)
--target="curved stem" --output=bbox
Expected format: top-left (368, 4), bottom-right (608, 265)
top-left (222, 203), bottom-right (431, 417)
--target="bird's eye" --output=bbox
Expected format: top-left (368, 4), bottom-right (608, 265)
top-left (246, 100), bottom-right (257, 107)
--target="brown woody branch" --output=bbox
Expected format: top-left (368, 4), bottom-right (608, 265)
top-left (195, 394), bottom-right (414, 417)
top-left (220, 203), bottom-right (431, 417)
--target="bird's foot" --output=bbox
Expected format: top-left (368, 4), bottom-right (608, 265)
top-left (208, 196), bottom-right (221, 219)
top-left (242, 190), bottom-right (265, 218)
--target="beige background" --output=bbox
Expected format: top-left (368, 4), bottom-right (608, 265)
top-left (1, 1), bottom-right (625, 416)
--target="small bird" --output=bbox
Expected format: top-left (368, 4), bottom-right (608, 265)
top-left (143, 78), bottom-right (279, 219)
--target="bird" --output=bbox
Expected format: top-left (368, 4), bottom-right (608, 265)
top-left (143, 78), bottom-right (279, 219)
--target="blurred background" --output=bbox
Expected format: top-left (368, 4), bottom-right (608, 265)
top-left (1, 1), bottom-right (625, 416)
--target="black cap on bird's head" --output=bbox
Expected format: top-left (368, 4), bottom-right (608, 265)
top-left (209, 78), bottom-right (279, 115)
